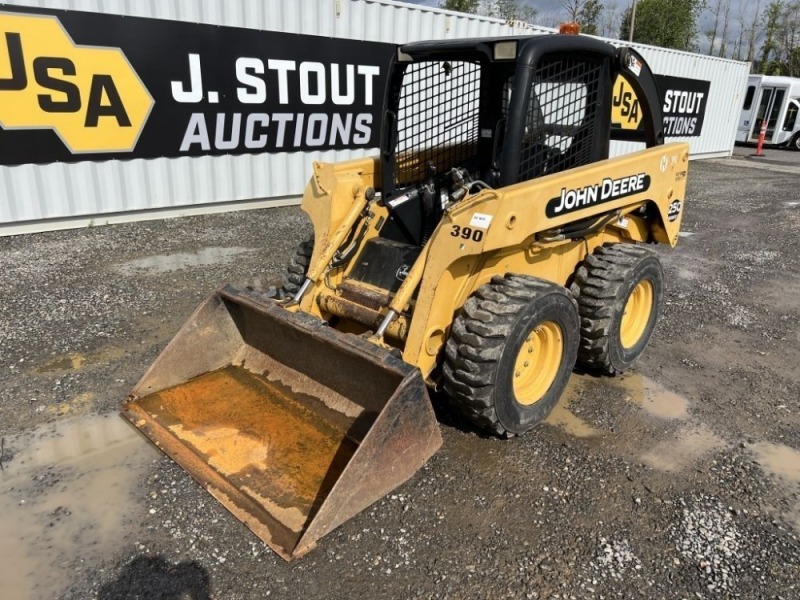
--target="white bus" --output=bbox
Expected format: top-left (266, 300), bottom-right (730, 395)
top-left (737, 74), bottom-right (800, 149)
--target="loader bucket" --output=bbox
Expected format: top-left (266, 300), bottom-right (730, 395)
top-left (122, 286), bottom-right (442, 560)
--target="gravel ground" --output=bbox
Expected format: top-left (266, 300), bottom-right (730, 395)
top-left (0, 159), bottom-right (799, 600)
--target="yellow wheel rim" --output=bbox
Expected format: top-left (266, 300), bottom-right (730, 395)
top-left (512, 321), bottom-right (563, 405)
top-left (620, 279), bottom-right (654, 349)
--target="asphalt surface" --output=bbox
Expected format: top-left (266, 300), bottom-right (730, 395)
top-left (731, 142), bottom-right (800, 170)
top-left (0, 157), bottom-right (799, 600)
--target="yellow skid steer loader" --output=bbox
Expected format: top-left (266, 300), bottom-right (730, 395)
top-left (123, 34), bottom-right (688, 560)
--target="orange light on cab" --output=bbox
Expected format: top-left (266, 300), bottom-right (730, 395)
top-left (559, 22), bottom-right (581, 35)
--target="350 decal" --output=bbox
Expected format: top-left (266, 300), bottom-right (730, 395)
top-left (0, 13), bottom-right (153, 153)
top-left (450, 225), bottom-right (484, 242)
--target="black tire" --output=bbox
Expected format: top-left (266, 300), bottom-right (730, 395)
top-left (442, 275), bottom-right (580, 437)
top-left (570, 244), bottom-right (663, 375)
top-left (791, 133), bottom-right (800, 151)
top-left (278, 235), bottom-right (314, 298)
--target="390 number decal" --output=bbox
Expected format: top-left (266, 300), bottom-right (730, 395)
top-left (450, 225), bottom-right (484, 242)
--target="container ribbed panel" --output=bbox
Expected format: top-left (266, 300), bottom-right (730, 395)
top-left (0, 0), bottom-right (747, 233)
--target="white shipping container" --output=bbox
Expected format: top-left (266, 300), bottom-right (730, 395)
top-left (0, 0), bottom-right (750, 235)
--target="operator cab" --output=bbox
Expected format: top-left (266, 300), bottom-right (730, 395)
top-left (378, 35), bottom-right (663, 246)
top-left (349, 35), bottom-right (665, 294)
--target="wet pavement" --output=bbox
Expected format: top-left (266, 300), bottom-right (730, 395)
top-left (0, 415), bottom-right (158, 600)
top-left (0, 160), bottom-right (798, 599)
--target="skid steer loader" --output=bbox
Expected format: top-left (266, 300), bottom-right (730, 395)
top-left (123, 34), bottom-right (688, 560)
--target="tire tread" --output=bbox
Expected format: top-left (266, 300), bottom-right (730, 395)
top-left (442, 275), bottom-right (575, 437)
top-left (573, 243), bottom-right (658, 374)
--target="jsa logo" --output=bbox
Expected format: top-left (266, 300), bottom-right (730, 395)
top-left (611, 75), bottom-right (641, 130)
top-left (0, 13), bottom-right (153, 153)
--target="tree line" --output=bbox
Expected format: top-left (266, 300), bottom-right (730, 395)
top-left (439, 0), bottom-right (800, 74)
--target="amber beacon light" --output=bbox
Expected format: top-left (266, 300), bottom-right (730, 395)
top-left (559, 22), bottom-right (581, 35)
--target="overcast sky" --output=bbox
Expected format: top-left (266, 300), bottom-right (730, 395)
top-left (402, 0), bottom-right (764, 58)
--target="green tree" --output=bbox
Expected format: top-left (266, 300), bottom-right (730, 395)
top-left (759, 1), bottom-right (783, 69)
top-left (558, 0), bottom-right (604, 33)
top-left (578, 0), bottom-right (603, 35)
top-left (776, 1), bottom-right (800, 75)
top-left (439, 0), bottom-right (480, 12)
top-left (745, 0), bottom-right (764, 62)
top-left (619, 0), bottom-right (705, 50)
top-left (706, 0), bottom-right (724, 55)
top-left (492, 0), bottom-right (538, 22)
top-left (441, 0), bottom-right (537, 22)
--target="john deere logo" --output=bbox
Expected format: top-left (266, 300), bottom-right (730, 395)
top-left (0, 13), bottom-right (153, 153)
top-left (611, 75), bottom-right (642, 131)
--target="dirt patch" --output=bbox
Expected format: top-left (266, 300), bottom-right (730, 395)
top-left (1, 161), bottom-right (800, 599)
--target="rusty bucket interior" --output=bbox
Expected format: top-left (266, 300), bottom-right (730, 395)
top-left (122, 286), bottom-right (441, 560)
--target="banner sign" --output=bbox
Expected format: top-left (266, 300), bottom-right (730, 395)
top-left (0, 5), bottom-right (394, 166)
top-left (611, 73), bottom-right (711, 137)
top-left (656, 74), bottom-right (710, 137)
top-left (1, 5), bottom-right (712, 166)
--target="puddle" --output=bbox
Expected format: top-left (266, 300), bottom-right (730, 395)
top-left (114, 246), bottom-right (254, 275)
top-left (546, 377), bottom-right (602, 438)
top-left (751, 442), bottom-right (800, 532)
top-left (614, 374), bottom-right (690, 419)
top-left (546, 401), bottom-right (602, 438)
top-left (546, 373), bottom-right (689, 437)
top-left (785, 201), bottom-right (799, 208)
top-left (35, 346), bottom-right (130, 375)
top-left (641, 425), bottom-right (727, 472)
top-left (46, 391), bottom-right (95, 417)
top-left (35, 353), bottom-right (85, 373)
top-left (0, 414), bottom-right (158, 600)
top-left (751, 442), bottom-right (800, 485)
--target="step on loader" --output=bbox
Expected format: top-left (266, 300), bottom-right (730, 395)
top-left (123, 34), bottom-right (688, 560)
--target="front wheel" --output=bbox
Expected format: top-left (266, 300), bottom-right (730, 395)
top-left (442, 275), bottom-right (580, 437)
top-left (791, 133), bottom-right (800, 151)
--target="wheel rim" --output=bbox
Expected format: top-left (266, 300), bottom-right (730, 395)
top-left (620, 279), bottom-right (654, 349)
top-left (512, 321), bottom-right (563, 405)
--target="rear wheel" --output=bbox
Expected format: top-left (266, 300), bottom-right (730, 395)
top-left (442, 275), bottom-right (579, 437)
top-left (570, 244), bottom-right (663, 374)
top-left (278, 235), bottom-right (314, 298)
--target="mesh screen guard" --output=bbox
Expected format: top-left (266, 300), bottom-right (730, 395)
top-left (518, 57), bottom-right (604, 182)
top-left (394, 60), bottom-right (482, 186)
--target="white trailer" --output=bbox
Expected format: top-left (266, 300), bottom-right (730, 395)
top-left (737, 74), bottom-right (800, 149)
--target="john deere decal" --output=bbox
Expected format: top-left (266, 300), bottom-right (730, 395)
top-left (546, 173), bottom-right (651, 218)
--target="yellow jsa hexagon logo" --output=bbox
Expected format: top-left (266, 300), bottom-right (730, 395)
top-left (0, 12), bottom-right (153, 154)
top-left (611, 75), bottom-right (642, 131)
